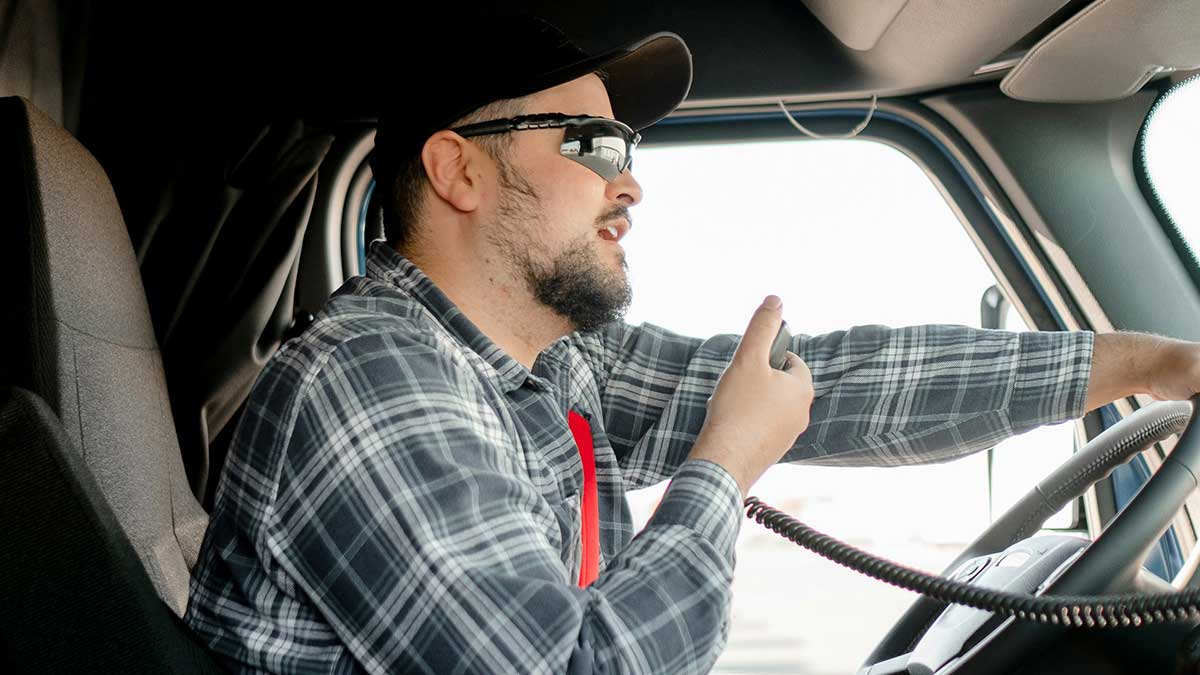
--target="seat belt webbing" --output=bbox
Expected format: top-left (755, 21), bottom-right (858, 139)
top-left (567, 410), bottom-right (599, 587)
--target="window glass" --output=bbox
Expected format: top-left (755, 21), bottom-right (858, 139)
top-left (621, 138), bottom-right (1075, 674)
top-left (1142, 75), bottom-right (1200, 247)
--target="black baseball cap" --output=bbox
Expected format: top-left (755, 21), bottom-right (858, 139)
top-left (370, 15), bottom-right (692, 181)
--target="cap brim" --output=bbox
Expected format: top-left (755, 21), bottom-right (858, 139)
top-left (598, 33), bottom-right (693, 130)
top-left (522, 32), bottom-right (692, 131)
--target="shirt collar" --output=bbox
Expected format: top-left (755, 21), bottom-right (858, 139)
top-left (365, 241), bottom-right (539, 394)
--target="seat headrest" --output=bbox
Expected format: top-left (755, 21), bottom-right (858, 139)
top-left (0, 95), bottom-right (208, 616)
top-left (1, 97), bottom-right (157, 359)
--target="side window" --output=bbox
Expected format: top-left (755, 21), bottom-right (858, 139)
top-left (1141, 74), bottom-right (1200, 250)
top-left (357, 177), bottom-right (385, 275)
top-left (620, 138), bottom-right (1075, 674)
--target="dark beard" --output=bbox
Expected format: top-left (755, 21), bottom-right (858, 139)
top-left (490, 160), bottom-right (632, 333)
top-left (528, 242), bottom-right (632, 333)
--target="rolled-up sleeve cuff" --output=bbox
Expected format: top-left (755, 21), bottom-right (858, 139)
top-left (647, 459), bottom-right (743, 561)
top-left (1010, 330), bottom-right (1094, 430)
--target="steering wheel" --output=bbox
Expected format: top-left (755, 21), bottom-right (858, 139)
top-left (859, 398), bottom-right (1199, 675)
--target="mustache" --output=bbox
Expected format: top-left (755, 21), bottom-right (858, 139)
top-left (597, 206), bottom-right (632, 229)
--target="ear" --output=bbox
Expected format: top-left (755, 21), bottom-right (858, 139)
top-left (421, 131), bottom-right (483, 213)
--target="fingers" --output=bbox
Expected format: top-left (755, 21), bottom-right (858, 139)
top-left (784, 352), bottom-right (812, 387)
top-left (735, 295), bottom-right (783, 366)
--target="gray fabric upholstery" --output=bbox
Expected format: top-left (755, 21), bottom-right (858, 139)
top-left (802, 0), bottom-right (910, 51)
top-left (0, 386), bottom-right (225, 672)
top-left (0, 0), bottom-right (64, 125)
top-left (0, 95), bottom-right (207, 616)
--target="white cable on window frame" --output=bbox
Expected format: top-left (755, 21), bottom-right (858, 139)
top-left (777, 95), bottom-right (878, 140)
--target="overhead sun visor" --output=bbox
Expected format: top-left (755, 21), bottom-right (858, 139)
top-left (1001, 0), bottom-right (1200, 102)
top-left (802, 0), bottom-right (910, 51)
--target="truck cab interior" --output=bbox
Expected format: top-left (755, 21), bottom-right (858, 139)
top-left (3, 1), bottom-right (1200, 673)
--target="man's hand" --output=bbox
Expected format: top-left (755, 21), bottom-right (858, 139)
top-left (1087, 332), bottom-right (1200, 411)
top-left (688, 295), bottom-right (814, 498)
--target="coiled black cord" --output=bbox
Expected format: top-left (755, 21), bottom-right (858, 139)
top-left (745, 496), bottom-right (1200, 628)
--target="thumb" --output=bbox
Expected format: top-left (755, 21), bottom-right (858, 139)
top-left (734, 295), bottom-right (783, 365)
top-left (783, 352), bottom-right (813, 387)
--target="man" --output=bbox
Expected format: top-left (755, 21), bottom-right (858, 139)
top-left (185, 16), bottom-right (1200, 674)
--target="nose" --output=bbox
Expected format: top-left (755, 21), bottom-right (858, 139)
top-left (607, 167), bottom-right (643, 207)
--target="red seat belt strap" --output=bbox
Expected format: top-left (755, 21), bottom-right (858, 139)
top-left (567, 411), bottom-right (599, 587)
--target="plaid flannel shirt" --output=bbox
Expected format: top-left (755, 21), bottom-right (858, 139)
top-left (184, 241), bottom-right (1094, 674)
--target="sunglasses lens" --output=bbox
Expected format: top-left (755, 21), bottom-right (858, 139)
top-left (561, 149), bottom-right (621, 181)
top-left (592, 137), bottom-right (628, 174)
top-left (561, 124), bottom-right (633, 181)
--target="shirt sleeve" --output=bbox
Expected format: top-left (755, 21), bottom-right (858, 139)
top-left (572, 321), bottom-right (1094, 487)
top-left (265, 333), bottom-right (743, 675)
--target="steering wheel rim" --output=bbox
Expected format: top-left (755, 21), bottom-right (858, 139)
top-left (862, 398), bottom-right (1198, 674)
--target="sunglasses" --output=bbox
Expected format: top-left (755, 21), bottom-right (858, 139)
top-left (450, 113), bottom-right (641, 182)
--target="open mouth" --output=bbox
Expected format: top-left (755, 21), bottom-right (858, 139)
top-left (597, 219), bottom-right (629, 242)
